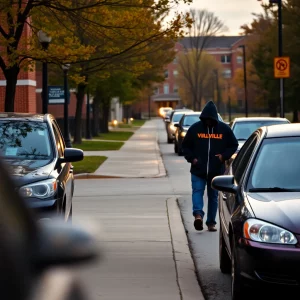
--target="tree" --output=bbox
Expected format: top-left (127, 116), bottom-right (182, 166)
top-left (178, 9), bottom-right (227, 111)
top-left (240, 8), bottom-right (279, 116)
top-left (177, 51), bottom-right (224, 109)
top-left (0, 0), bottom-right (192, 112)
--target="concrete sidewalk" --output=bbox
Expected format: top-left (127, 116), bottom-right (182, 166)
top-left (76, 119), bottom-right (166, 178)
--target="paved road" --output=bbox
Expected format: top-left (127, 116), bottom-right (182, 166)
top-left (157, 119), bottom-right (231, 300)
top-left (158, 118), bottom-right (294, 300)
top-left (72, 120), bottom-right (202, 300)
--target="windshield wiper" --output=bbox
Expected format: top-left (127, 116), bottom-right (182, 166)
top-left (249, 187), bottom-right (300, 192)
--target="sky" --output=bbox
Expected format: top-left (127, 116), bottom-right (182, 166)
top-left (172, 0), bottom-right (264, 35)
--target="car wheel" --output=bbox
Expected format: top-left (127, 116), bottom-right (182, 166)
top-left (219, 224), bottom-right (231, 273)
top-left (231, 239), bottom-right (244, 300)
top-left (174, 142), bottom-right (178, 153)
top-left (178, 142), bottom-right (183, 156)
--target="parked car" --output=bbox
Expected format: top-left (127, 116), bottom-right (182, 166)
top-left (166, 108), bottom-right (193, 143)
top-left (0, 113), bottom-right (83, 221)
top-left (159, 107), bottom-right (172, 118)
top-left (0, 157), bottom-right (98, 300)
top-left (212, 123), bottom-right (300, 300)
top-left (174, 111), bottom-right (224, 155)
top-left (229, 117), bottom-right (290, 153)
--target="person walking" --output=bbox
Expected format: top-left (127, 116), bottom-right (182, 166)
top-left (182, 101), bottom-right (238, 232)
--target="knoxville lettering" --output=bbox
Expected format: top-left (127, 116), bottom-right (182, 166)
top-left (197, 133), bottom-right (223, 139)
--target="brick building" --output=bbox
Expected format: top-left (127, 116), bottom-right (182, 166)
top-left (134, 35), bottom-right (249, 117)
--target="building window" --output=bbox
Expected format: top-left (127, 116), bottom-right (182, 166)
top-left (237, 56), bottom-right (243, 64)
top-left (173, 70), bottom-right (178, 77)
top-left (153, 87), bottom-right (159, 94)
top-left (173, 57), bottom-right (178, 64)
top-left (222, 69), bottom-right (232, 78)
top-left (221, 55), bottom-right (231, 63)
top-left (173, 84), bottom-right (178, 93)
top-left (163, 84), bottom-right (169, 94)
top-left (164, 70), bottom-right (169, 78)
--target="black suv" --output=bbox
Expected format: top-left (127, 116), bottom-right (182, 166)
top-left (0, 113), bottom-right (83, 221)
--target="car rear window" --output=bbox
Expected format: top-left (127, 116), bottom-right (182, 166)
top-left (172, 113), bottom-right (184, 122)
top-left (233, 120), bottom-right (289, 140)
top-left (0, 121), bottom-right (52, 160)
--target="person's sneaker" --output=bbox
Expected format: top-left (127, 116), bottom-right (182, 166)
top-left (194, 215), bottom-right (203, 231)
top-left (207, 224), bottom-right (217, 232)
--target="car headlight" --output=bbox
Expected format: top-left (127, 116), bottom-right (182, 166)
top-left (180, 131), bottom-right (186, 138)
top-left (243, 218), bottom-right (297, 245)
top-left (19, 179), bottom-right (57, 199)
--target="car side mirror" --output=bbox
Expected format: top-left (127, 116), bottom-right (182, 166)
top-left (211, 175), bottom-right (237, 194)
top-left (34, 219), bottom-right (99, 270)
top-left (63, 148), bottom-right (84, 163)
top-left (174, 124), bottom-right (179, 127)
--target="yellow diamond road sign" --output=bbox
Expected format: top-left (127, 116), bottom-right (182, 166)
top-left (274, 57), bottom-right (290, 78)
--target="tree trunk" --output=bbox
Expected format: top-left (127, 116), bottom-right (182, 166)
top-left (292, 109), bottom-right (299, 123)
top-left (99, 99), bottom-right (110, 133)
top-left (4, 66), bottom-right (20, 112)
top-left (92, 101), bottom-right (100, 136)
top-left (74, 83), bottom-right (86, 144)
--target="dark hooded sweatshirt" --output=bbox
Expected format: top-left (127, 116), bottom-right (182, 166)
top-left (182, 101), bottom-right (238, 179)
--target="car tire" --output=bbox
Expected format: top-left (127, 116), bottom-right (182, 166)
top-left (174, 142), bottom-right (178, 153)
top-left (219, 224), bottom-right (231, 273)
top-left (231, 238), bottom-right (245, 300)
top-left (178, 142), bottom-right (183, 156)
top-left (167, 137), bottom-right (173, 144)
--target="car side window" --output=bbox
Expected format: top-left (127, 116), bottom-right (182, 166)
top-left (52, 123), bottom-right (64, 157)
top-left (233, 135), bottom-right (258, 184)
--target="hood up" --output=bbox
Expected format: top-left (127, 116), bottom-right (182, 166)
top-left (200, 101), bottom-right (219, 124)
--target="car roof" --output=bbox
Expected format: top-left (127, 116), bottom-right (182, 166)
top-left (0, 113), bottom-right (47, 122)
top-left (233, 117), bottom-right (289, 122)
top-left (265, 123), bottom-right (300, 138)
top-left (182, 111), bottom-right (201, 116)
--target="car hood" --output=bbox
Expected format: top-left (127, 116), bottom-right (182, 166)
top-left (4, 159), bottom-right (54, 187)
top-left (247, 192), bottom-right (300, 234)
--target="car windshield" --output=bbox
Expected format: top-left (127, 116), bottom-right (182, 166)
top-left (233, 120), bottom-right (289, 140)
top-left (0, 121), bottom-right (52, 160)
top-left (183, 115), bottom-right (200, 126)
top-left (248, 137), bottom-right (300, 191)
top-left (172, 113), bottom-right (185, 122)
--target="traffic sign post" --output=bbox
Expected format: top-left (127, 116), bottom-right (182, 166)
top-left (274, 57), bottom-right (290, 78)
top-left (274, 56), bottom-right (290, 119)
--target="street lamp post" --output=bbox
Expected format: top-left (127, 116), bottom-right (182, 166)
top-left (239, 45), bottom-right (248, 117)
top-left (38, 30), bottom-right (52, 114)
top-left (270, 0), bottom-right (284, 117)
top-left (62, 64), bottom-right (72, 148)
top-left (227, 83), bottom-right (232, 122)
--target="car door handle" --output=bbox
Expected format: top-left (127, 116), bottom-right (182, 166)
top-left (222, 193), bottom-right (227, 201)
top-left (69, 165), bottom-right (74, 173)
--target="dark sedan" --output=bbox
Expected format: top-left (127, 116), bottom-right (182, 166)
top-left (212, 123), bottom-right (300, 299)
top-left (174, 111), bottom-right (224, 155)
top-left (0, 113), bottom-right (83, 221)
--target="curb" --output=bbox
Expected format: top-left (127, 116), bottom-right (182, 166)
top-left (167, 198), bottom-right (205, 300)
